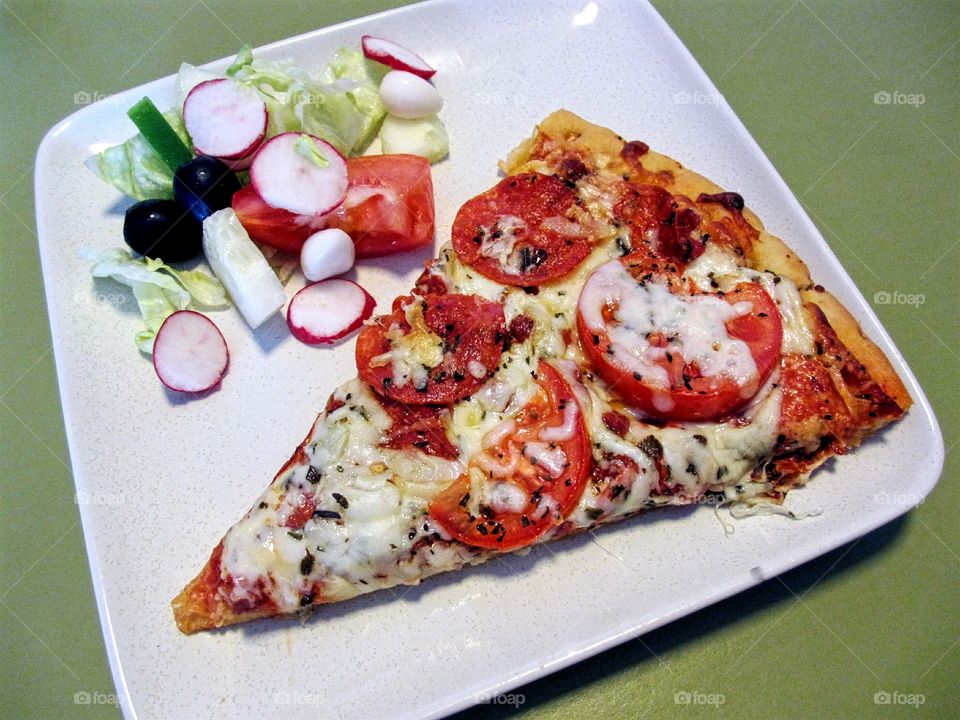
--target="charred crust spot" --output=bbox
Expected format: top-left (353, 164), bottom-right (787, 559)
top-left (697, 191), bottom-right (745, 213)
top-left (621, 140), bottom-right (650, 164)
top-left (558, 157), bottom-right (590, 183)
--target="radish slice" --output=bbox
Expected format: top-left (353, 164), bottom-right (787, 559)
top-left (361, 35), bottom-right (436, 79)
top-left (221, 151), bottom-right (256, 172)
top-left (250, 132), bottom-right (348, 216)
top-left (183, 78), bottom-right (267, 161)
top-left (287, 279), bottom-right (375, 344)
top-left (153, 311), bottom-right (229, 393)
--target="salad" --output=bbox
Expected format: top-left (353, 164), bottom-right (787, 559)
top-left (85, 36), bottom-right (448, 394)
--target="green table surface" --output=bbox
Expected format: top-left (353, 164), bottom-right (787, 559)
top-left (1, 1), bottom-right (957, 718)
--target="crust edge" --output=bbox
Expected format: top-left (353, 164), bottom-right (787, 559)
top-left (801, 287), bottom-right (912, 411)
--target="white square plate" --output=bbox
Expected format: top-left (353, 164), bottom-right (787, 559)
top-left (35, 0), bottom-right (943, 718)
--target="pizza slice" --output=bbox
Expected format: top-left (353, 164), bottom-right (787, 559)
top-left (172, 110), bottom-right (910, 633)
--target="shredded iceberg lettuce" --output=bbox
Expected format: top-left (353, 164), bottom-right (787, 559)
top-left (83, 248), bottom-right (227, 353)
top-left (228, 45), bottom-right (387, 156)
top-left (86, 111), bottom-right (191, 201)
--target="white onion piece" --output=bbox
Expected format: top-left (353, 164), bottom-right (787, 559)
top-left (300, 228), bottom-right (355, 282)
top-left (379, 71), bottom-right (443, 120)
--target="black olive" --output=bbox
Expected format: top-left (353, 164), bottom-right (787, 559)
top-left (122, 199), bottom-right (202, 262)
top-left (173, 156), bottom-right (241, 222)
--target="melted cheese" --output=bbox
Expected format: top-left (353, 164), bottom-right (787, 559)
top-left (219, 166), bottom-right (816, 612)
top-left (521, 441), bottom-right (567, 477)
top-left (369, 298), bottom-right (444, 389)
top-left (221, 379), bottom-right (463, 610)
top-left (486, 480), bottom-right (528, 513)
top-left (684, 244), bottom-right (814, 355)
top-left (539, 400), bottom-right (579, 442)
top-left (555, 359), bottom-right (782, 528)
top-left (467, 359), bottom-right (488, 379)
top-left (450, 346), bottom-right (540, 457)
top-left (477, 214), bottom-right (527, 275)
top-left (579, 259), bottom-right (759, 389)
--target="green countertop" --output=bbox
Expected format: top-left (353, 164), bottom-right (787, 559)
top-left (1, 1), bottom-right (957, 718)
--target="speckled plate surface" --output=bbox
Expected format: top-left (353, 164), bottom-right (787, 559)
top-left (34, 0), bottom-right (942, 718)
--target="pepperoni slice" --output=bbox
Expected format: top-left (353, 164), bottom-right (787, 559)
top-left (356, 293), bottom-right (506, 405)
top-left (376, 396), bottom-right (459, 460)
top-left (412, 259), bottom-right (449, 297)
top-left (613, 183), bottom-right (705, 267)
top-left (451, 173), bottom-right (592, 286)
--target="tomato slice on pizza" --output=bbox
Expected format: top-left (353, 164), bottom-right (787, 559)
top-left (577, 257), bottom-right (782, 421)
top-left (428, 361), bottom-right (590, 549)
top-left (451, 172), bottom-right (594, 285)
top-left (356, 292), bottom-right (507, 404)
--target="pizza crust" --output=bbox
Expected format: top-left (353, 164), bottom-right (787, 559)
top-left (505, 109), bottom-right (814, 285)
top-left (171, 545), bottom-right (262, 634)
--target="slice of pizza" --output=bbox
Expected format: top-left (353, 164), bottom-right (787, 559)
top-left (172, 110), bottom-right (910, 633)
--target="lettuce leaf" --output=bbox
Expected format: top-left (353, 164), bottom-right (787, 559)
top-left (84, 248), bottom-right (227, 353)
top-left (175, 62), bottom-right (224, 108)
top-left (229, 46), bottom-right (386, 156)
top-left (86, 111), bottom-right (192, 201)
top-left (323, 47), bottom-right (388, 151)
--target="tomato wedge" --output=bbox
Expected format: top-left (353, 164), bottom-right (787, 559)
top-left (577, 258), bottom-right (782, 421)
top-left (231, 185), bottom-right (326, 252)
top-left (451, 173), bottom-right (592, 286)
top-left (428, 361), bottom-right (590, 550)
top-left (324, 154), bottom-right (435, 258)
top-left (231, 154), bottom-right (435, 256)
top-left (356, 293), bottom-right (506, 404)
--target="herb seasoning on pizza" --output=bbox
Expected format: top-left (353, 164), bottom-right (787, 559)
top-left (173, 111), bottom-right (910, 633)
